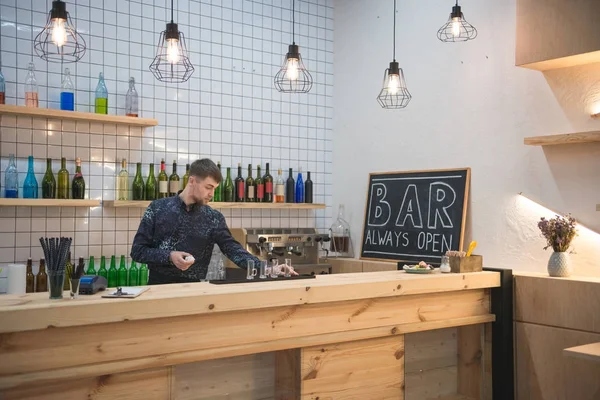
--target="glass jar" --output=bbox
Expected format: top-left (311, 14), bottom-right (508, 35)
top-left (329, 204), bottom-right (354, 258)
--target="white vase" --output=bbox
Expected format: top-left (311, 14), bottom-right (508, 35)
top-left (547, 252), bottom-right (572, 277)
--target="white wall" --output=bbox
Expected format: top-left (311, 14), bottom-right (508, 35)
top-left (333, 0), bottom-right (600, 276)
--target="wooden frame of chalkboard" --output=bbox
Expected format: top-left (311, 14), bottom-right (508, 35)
top-left (360, 167), bottom-right (471, 265)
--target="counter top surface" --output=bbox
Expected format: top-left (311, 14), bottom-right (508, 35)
top-left (0, 270), bottom-right (499, 333)
top-left (513, 271), bottom-right (600, 283)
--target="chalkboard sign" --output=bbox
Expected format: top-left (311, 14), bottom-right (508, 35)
top-left (360, 168), bottom-right (470, 265)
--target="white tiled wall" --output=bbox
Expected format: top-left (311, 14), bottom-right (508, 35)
top-left (0, 0), bottom-right (334, 269)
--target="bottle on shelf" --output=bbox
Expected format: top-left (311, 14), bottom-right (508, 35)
top-left (245, 164), bottom-right (255, 202)
top-left (295, 167), bottom-right (304, 203)
top-left (286, 168), bottom-right (295, 203)
top-left (71, 157), bottom-right (85, 199)
top-left (213, 162), bottom-right (222, 202)
top-left (117, 255), bottom-right (128, 286)
top-left (125, 77), bottom-right (138, 117)
top-left (182, 163), bottom-right (190, 190)
top-left (235, 163), bottom-right (244, 202)
top-left (255, 165), bottom-right (264, 202)
top-left (60, 67), bottom-right (75, 111)
top-left (107, 255), bottom-right (118, 287)
top-left (305, 171), bottom-right (313, 203)
top-left (263, 163), bottom-right (273, 203)
top-left (42, 158), bottom-right (56, 199)
top-left (57, 157), bottom-right (69, 199)
top-left (223, 167), bottom-right (234, 202)
top-left (146, 163), bottom-right (157, 201)
top-left (26, 258), bottom-right (35, 293)
top-left (94, 72), bottom-right (108, 114)
top-left (117, 158), bottom-right (129, 201)
top-left (139, 263), bottom-right (149, 286)
top-left (275, 168), bottom-right (285, 203)
top-left (24, 62), bottom-right (38, 108)
top-left (128, 260), bottom-right (139, 286)
top-left (86, 255), bottom-right (96, 275)
top-left (169, 161), bottom-right (180, 196)
top-left (4, 153), bottom-right (18, 198)
top-left (132, 162), bottom-right (145, 201)
top-left (0, 69), bottom-right (6, 104)
top-left (98, 256), bottom-right (108, 281)
top-left (36, 259), bottom-right (48, 292)
top-left (64, 252), bottom-right (73, 290)
top-left (158, 159), bottom-right (168, 198)
top-left (23, 155), bottom-right (39, 199)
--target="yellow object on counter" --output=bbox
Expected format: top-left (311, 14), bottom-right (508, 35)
top-left (466, 241), bottom-right (477, 257)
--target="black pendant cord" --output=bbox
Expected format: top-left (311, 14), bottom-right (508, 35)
top-left (171, 0), bottom-right (174, 23)
top-left (392, 0), bottom-right (396, 61)
top-left (292, 0), bottom-right (296, 45)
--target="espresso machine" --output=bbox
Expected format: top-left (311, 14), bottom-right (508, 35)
top-left (244, 228), bottom-right (331, 275)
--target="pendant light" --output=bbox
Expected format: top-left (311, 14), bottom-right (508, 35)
top-left (377, 0), bottom-right (411, 109)
top-left (33, 0), bottom-right (86, 63)
top-left (437, 0), bottom-right (477, 42)
top-left (274, 0), bottom-right (313, 93)
top-left (149, 0), bottom-right (194, 83)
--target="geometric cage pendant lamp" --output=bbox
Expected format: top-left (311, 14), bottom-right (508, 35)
top-left (377, 0), bottom-right (411, 109)
top-left (33, 0), bottom-right (86, 63)
top-left (274, 0), bottom-right (313, 93)
top-left (437, 0), bottom-right (477, 43)
top-left (150, 0), bottom-right (195, 83)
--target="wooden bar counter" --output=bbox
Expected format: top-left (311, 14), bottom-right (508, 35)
top-left (0, 270), bottom-right (500, 399)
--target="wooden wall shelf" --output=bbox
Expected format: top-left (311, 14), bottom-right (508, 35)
top-left (524, 131), bottom-right (600, 146)
top-left (0, 199), bottom-right (101, 207)
top-left (0, 104), bottom-right (158, 127)
top-left (104, 200), bottom-right (326, 210)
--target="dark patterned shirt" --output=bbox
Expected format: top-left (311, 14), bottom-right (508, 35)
top-left (130, 195), bottom-right (259, 281)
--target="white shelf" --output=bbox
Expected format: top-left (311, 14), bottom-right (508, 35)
top-left (103, 201), bottom-right (326, 210)
top-left (0, 199), bottom-right (101, 207)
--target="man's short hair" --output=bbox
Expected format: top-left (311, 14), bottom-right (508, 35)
top-left (189, 159), bottom-right (222, 183)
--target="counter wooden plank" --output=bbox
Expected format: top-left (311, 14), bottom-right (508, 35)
top-left (563, 342), bottom-right (600, 363)
top-left (0, 271), bottom-right (500, 333)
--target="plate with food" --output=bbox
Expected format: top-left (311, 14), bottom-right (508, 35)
top-left (402, 261), bottom-right (436, 274)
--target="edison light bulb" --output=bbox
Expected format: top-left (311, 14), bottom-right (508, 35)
top-left (451, 17), bottom-right (461, 37)
top-left (285, 58), bottom-right (299, 81)
top-left (387, 74), bottom-right (400, 95)
top-left (52, 18), bottom-right (67, 47)
top-left (166, 39), bottom-right (180, 64)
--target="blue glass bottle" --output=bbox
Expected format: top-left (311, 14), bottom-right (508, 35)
top-left (4, 153), bottom-right (18, 198)
top-left (23, 156), bottom-right (38, 199)
top-left (60, 68), bottom-right (75, 111)
top-left (295, 167), bottom-right (304, 203)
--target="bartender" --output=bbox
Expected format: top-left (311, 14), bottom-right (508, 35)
top-left (131, 158), bottom-right (270, 284)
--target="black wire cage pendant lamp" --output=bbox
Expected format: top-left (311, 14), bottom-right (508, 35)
top-left (150, 0), bottom-right (194, 83)
top-left (377, 0), bottom-right (411, 109)
top-left (33, 0), bottom-right (86, 63)
top-left (274, 0), bottom-right (313, 93)
top-left (437, 0), bottom-right (477, 42)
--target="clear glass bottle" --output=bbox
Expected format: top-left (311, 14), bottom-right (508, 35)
top-left (125, 77), bottom-right (138, 117)
top-left (94, 72), bottom-right (108, 114)
top-left (60, 68), bottom-right (75, 111)
top-left (329, 204), bottom-right (354, 258)
top-left (117, 158), bottom-right (129, 200)
top-left (275, 168), bottom-right (285, 203)
top-left (23, 155), bottom-right (38, 199)
top-left (4, 153), bottom-right (18, 198)
top-left (0, 70), bottom-right (6, 104)
top-left (24, 62), bottom-right (38, 108)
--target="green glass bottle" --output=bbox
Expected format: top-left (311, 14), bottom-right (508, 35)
top-left (128, 260), bottom-right (139, 286)
top-left (235, 163), bottom-right (244, 202)
top-left (182, 163), bottom-right (190, 189)
top-left (245, 164), bottom-right (255, 202)
top-left (64, 252), bottom-right (73, 290)
top-left (86, 255), bottom-right (96, 275)
top-left (107, 255), bottom-right (118, 287)
top-left (224, 167), bottom-right (234, 202)
top-left (213, 162), bottom-right (222, 202)
top-left (98, 256), bottom-right (108, 281)
top-left (168, 161), bottom-right (180, 196)
top-left (57, 157), bottom-right (69, 199)
top-left (255, 165), bottom-right (264, 202)
top-left (117, 255), bottom-right (128, 286)
top-left (139, 263), bottom-right (149, 286)
top-left (158, 159), bottom-right (168, 198)
top-left (42, 158), bottom-right (56, 199)
top-left (145, 163), bottom-right (157, 201)
top-left (132, 162), bottom-right (145, 200)
top-left (71, 157), bottom-right (85, 199)
top-left (263, 162), bottom-right (273, 203)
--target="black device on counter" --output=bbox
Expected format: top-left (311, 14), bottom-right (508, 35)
top-left (78, 275), bottom-right (108, 294)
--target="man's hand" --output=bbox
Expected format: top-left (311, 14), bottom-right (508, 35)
top-left (170, 251), bottom-right (194, 271)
